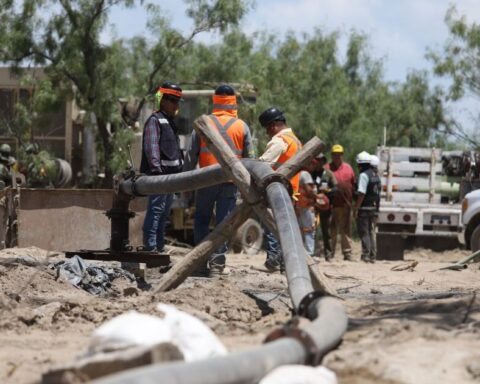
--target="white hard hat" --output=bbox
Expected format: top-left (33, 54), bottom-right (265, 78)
top-left (370, 154), bottom-right (379, 167)
top-left (356, 151), bottom-right (371, 164)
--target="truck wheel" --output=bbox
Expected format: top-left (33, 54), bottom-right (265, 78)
top-left (376, 233), bottom-right (406, 260)
top-left (231, 219), bottom-right (263, 255)
top-left (471, 225), bottom-right (480, 253)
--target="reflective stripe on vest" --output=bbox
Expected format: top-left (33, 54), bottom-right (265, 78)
top-left (212, 95), bottom-right (237, 111)
top-left (140, 112), bottom-right (183, 175)
top-left (198, 115), bottom-right (245, 168)
top-left (212, 103), bottom-right (238, 110)
top-left (160, 159), bottom-right (182, 166)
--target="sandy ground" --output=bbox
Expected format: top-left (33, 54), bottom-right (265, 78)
top-left (0, 244), bottom-right (479, 384)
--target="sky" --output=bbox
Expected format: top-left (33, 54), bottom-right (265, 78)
top-left (104, 0), bottom-right (480, 131)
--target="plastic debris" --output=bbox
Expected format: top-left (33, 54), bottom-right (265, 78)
top-left (86, 305), bottom-right (227, 362)
top-left (52, 255), bottom-right (135, 295)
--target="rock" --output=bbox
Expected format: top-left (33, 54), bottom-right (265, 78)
top-left (42, 342), bottom-right (183, 383)
top-left (123, 287), bottom-right (139, 297)
top-left (467, 362), bottom-right (480, 379)
top-left (34, 302), bottom-right (63, 326)
top-left (18, 302), bottom-right (63, 327)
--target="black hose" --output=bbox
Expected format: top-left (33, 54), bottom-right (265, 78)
top-left (120, 164), bottom-right (228, 195)
top-left (304, 297), bottom-right (348, 357)
top-left (265, 182), bottom-right (313, 310)
top-left (100, 156), bottom-right (348, 384)
top-left (92, 297), bottom-right (347, 384)
top-left (120, 160), bottom-right (273, 197)
top-left (93, 338), bottom-right (306, 384)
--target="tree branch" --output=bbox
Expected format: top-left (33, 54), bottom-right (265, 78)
top-left (58, 0), bottom-right (78, 29)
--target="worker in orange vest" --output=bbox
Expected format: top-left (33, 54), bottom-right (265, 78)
top-left (258, 107), bottom-right (302, 271)
top-left (184, 84), bottom-right (254, 276)
top-left (296, 170), bottom-right (318, 256)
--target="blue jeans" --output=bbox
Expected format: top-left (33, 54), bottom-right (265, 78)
top-left (297, 207), bottom-right (316, 256)
top-left (194, 183), bottom-right (238, 268)
top-left (143, 194), bottom-right (173, 252)
top-left (264, 227), bottom-right (283, 268)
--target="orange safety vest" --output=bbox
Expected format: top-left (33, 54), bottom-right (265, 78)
top-left (275, 131), bottom-right (302, 194)
top-left (297, 185), bottom-right (314, 208)
top-left (198, 95), bottom-right (246, 168)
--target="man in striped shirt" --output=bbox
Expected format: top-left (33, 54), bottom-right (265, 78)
top-left (140, 81), bottom-right (184, 253)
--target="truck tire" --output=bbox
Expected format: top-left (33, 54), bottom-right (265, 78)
top-left (471, 225), bottom-right (480, 253)
top-left (376, 233), bottom-right (405, 260)
top-left (231, 219), bottom-right (263, 255)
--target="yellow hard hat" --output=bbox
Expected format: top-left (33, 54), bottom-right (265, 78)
top-left (331, 144), bottom-right (344, 154)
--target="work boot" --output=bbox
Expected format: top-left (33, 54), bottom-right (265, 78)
top-left (360, 255), bottom-right (369, 263)
top-left (192, 264), bottom-right (210, 277)
top-left (343, 254), bottom-right (352, 261)
top-left (264, 259), bottom-right (282, 273)
top-left (209, 267), bottom-right (230, 278)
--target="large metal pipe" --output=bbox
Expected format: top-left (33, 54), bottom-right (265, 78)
top-left (119, 164), bottom-right (228, 196)
top-left (265, 182), bottom-right (313, 310)
top-left (236, 159), bottom-right (312, 310)
top-left (99, 144), bottom-right (348, 384)
top-left (93, 338), bottom-right (306, 384)
top-left (120, 159), bottom-right (280, 197)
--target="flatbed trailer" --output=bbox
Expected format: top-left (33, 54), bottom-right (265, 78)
top-left (376, 146), bottom-right (462, 259)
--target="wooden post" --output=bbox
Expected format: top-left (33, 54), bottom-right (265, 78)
top-left (276, 136), bottom-right (324, 179)
top-left (193, 115), bottom-right (259, 204)
top-left (196, 123), bottom-right (334, 296)
top-left (155, 123), bottom-right (335, 295)
top-left (154, 204), bottom-right (252, 292)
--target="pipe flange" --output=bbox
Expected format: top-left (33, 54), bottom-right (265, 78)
top-left (105, 208), bottom-right (136, 219)
top-left (297, 291), bottom-right (325, 319)
top-left (260, 173), bottom-right (293, 197)
top-left (130, 175), bottom-right (147, 197)
top-left (264, 319), bottom-right (322, 365)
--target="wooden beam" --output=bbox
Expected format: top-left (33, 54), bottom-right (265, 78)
top-left (275, 137), bottom-right (324, 179)
top-left (155, 126), bottom-right (335, 295)
top-left (154, 203), bottom-right (252, 292)
top-left (193, 115), bottom-right (257, 203)
top-left (42, 342), bottom-right (183, 383)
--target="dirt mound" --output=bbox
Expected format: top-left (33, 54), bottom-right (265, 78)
top-left (2, 246), bottom-right (480, 384)
top-left (157, 279), bottom-right (263, 326)
top-left (0, 248), bottom-right (142, 332)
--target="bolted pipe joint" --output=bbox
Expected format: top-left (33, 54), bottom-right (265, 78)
top-left (297, 291), bottom-right (326, 319)
top-left (264, 317), bottom-right (323, 366)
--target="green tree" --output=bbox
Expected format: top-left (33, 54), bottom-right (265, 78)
top-left (173, 28), bottom-right (448, 164)
top-left (0, 0), bottom-right (252, 183)
top-left (428, 6), bottom-right (480, 147)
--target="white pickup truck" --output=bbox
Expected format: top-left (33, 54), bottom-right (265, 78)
top-left (462, 189), bottom-right (480, 252)
top-left (376, 147), bottom-right (463, 259)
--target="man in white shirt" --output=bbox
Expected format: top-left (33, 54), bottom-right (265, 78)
top-left (258, 107), bottom-right (302, 271)
top-left (354, 151), bottom-right (381, 262)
